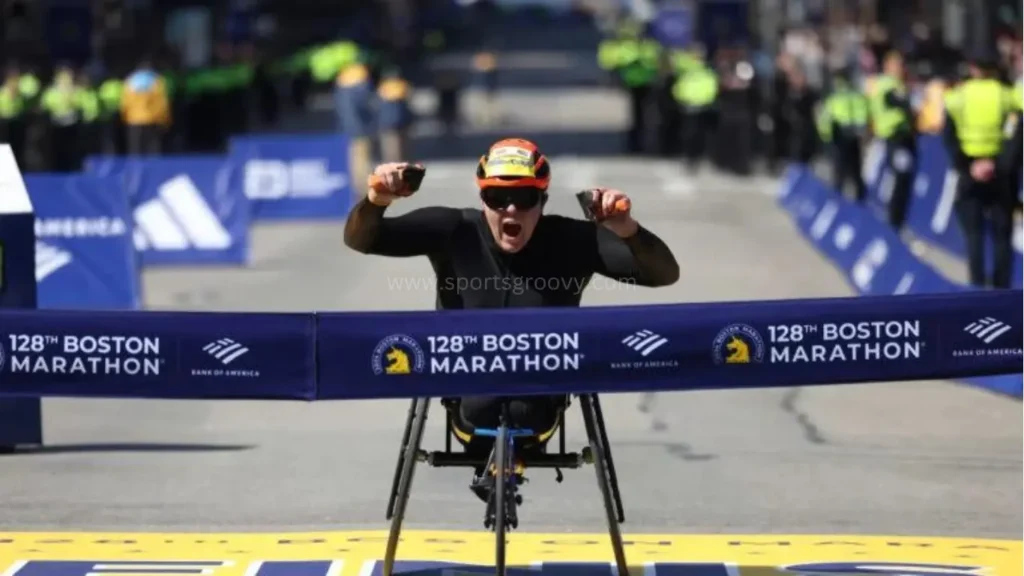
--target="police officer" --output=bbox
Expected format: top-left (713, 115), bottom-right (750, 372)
top-left (98, 74), bottom-right (124, 154)
top-left (0, 66), bottom-right (28, 166)
top-left (869, 52), bottom-right (917, 232)
top-left (376, 67), bottom-right (412, 163)
top-left (817, 67), bottom-right (870, 202)
top-left (75, 70), bottom-right (102, 166)
top-left (943, 54), bottom-right (1018, 289)
top-left (599, 19), bottom-right (661, 154)
top-left (1000, 67), bottom-right (1023, 214)
top-left (41, 65), bottom-right (81, 172)
top-left (672, 46), bottom-right (718, 172)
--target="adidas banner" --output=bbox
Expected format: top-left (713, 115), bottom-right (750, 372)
top-left (82, 155), bottom-right (126, 179)
top-left (779, 165), bottom-right (1023, 398)
top-left (229, 134), bottom-right (353, 221)
top-left (124, 156), bottom-right (250, 266)
top-left (862, 135), bottom-right (1023, 287)
top-left (25, 174), bottom-right (142, 310)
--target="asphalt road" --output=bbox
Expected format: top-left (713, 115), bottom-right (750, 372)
top-left (1, 158), bottom-right (1020, 538)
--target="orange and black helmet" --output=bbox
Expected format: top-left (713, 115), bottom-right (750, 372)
top-left (475, 138), bottom-right (551, 191)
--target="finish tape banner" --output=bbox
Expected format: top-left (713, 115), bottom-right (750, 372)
top-left (779, 165), bottom-right (1023, 397)
top-left (84, 155), bottom-right (250, 266)
top-left (230, 134), bottom-right (353, 221)
top-left (862, 135), bottom-right (1024, 287)
top-left (0, 309), bottom-right (316, 400)
top-left (0, 290), bottom-right (1017, 400)
top-left (25, 174), bottom-right (141, 310)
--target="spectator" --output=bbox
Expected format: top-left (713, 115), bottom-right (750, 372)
top-left (784, 65), bottom-right (818, 164)
top-left (121, 57), bottom-right (171, 155)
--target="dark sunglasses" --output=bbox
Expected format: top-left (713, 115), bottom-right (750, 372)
top-left (480, 187), bottom-right (545, 211)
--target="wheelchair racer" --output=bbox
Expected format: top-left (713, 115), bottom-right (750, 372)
top-left (344, 138), bottom-right (679, 501)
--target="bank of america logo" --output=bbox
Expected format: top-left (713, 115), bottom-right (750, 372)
top-left (622, 330), bottom-right (669, 357)
top-left (134, 175), bottom-right (232, 251)
top-left (35, 241), bottom-right (73, 281)
top-left (964, 318), bottom-right (1012, 344)
top-left (202, 338), bottom-right (250, 365)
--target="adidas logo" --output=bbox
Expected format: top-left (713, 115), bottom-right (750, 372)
top-left (964, 318), bottom-right (1012, 344)
top-left (202, 338), bottom-right (250, 365)
top-left (35, 241), bottom-right (73, 281)
top-left (134, 175), bottom-right (232, 251)
top-left (622, 329), bottom-right (669, 357)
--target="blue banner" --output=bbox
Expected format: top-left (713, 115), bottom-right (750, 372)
top-left (0, 310), bottom-right (316, 400)
top-left (123, 156), bottom-right (249, 266)
top-left (229, 134), bottom-right (353, 221)
top-left (0, 289), bottom-right (1018, 400)
top-left (780, 167), bottom-right (957, 296)
top-left (315, 290), bottom-right (1021, 400)
top-left (781, 165), bottom-right (1023, 397)
top-left (25, 174), bottom-right (141, 310)
top-left (862, 135), bottom-right (1024, 287)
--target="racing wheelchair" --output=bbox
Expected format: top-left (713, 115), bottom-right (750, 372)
top-left (384, 394), bottom-right (628, 576)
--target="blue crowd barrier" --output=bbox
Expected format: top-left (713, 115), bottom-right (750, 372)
top-left (25, 174), bottom-right (142, 310)
top-left (229, 133), bottom-right (353, 221)
top-left (862, 135), bottom-right (1024, 287)
top-left (780, 165), bottom-right (1023, 398)
top-left (0, 290), bottom-right (1019, 401)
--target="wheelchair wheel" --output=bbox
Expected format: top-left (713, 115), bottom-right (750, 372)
top-left (386, 399), bottom-right (418, 520)
top-left (383, 398), bottom-right (431, 576)
top-left (493, 417), bottom-right (509, 576)
top-left (580, 395), bottom-right (628, 576)
top-left (591, 395), bottom-right (625, 523)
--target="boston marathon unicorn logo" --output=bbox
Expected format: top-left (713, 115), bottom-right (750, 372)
top-left (725, 335), bottom-right (750, 363)
top-left (385, 346), bottom-right (411, 374)
top-left (712, 323), bottom-right (765, 365)
top-left (372, 334), bottom-right (426, 376)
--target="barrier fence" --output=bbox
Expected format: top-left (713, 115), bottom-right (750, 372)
top-left (862, 134), bottom-right (1024, 288)
top-left (779, 165), bottom-right (1023, 397)
top-left (30, 134), bottom-right (353, 310)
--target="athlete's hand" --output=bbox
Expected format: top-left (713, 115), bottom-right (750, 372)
top-left (589, 188), bottom-right (638, 238)
top-left (368, 162), bottom-right (418, 206)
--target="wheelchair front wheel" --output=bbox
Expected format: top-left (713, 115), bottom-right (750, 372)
top-left (493, 418), bottom-right (509, 576)
top-left (580, 394), bottom-right (628, 576)
top-left (383, 397), bottom-right (430, 576)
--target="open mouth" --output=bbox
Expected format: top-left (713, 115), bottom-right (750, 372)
top-left (501, 221), bottom-right (523, 238)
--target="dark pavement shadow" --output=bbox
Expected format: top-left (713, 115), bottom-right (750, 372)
top-left (7, 442), bottom-right (254, 455)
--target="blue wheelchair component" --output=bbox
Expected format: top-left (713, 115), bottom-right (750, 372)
top-left (474, 427), bottom-right (535, 437)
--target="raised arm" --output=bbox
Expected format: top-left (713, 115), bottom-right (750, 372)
top-left (593, 223), bottom-right (681, 287)
top-left (344, 163), bottom-right (460, 257)
top-left (579, 188), bottom-right (680, 287)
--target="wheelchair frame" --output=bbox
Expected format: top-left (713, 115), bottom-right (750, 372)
top-left (383, 394), bottom-right (628, 576)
